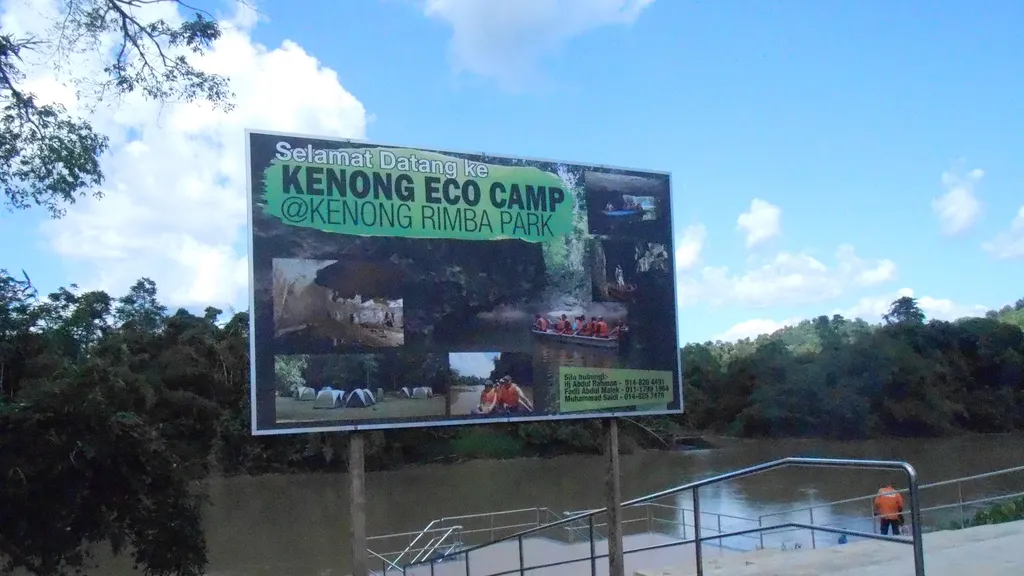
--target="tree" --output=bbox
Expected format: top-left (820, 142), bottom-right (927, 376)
top-left (1, 2), bottom-right (235, 574)
top-left (1, 0), bottom-right (234, 218)
top-left (883, 296), bottom-right (926, 326)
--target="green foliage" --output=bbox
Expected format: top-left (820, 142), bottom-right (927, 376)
top-left (948, 496), bottom-right (1024, 530)
top-left (2, 261), bottom-right (1022, 574)
top-left (0, 0), bottom-right (233, 219)
top-left (681, 302), bottom-right (1024, 438)
top-left (450, 428), bottom-right (526, 460)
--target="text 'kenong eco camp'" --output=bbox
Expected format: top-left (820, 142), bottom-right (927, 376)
top-left (269, 141), bottom-right (569, 240)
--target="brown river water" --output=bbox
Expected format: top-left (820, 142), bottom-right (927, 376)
top-left (87, 434), bottom-right (1024, 575)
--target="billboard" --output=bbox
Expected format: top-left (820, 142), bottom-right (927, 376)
top-left (246, 129), bottom-right (682, 434)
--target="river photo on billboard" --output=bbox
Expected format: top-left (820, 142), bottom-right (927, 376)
top-left (246, 129), bottom-right (682, 434)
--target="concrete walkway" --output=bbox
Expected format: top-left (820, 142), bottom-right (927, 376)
top-left (634, 520), bottom-right (1024, 576)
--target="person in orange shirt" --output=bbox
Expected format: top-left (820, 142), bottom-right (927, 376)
top-left (534, 314), bottom-right (550, 332)
top-left (471, 381), bottom-right (498, 415)
top-left (594, 316), bottom-right (609, 338)
top-left (496, 376), bottom-right (534, 414)
top-left (873, 483), bottom-right (905, 535)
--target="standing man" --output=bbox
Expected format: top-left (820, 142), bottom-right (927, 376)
top-left (873, 482), bottom-right (905, 535)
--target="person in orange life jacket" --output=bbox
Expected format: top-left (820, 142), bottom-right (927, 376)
top-left (471, 380), bottom-right (498, 415)
top-left (578, 317), bottom-right (594, 336)
top-left (534, 314), bottom-right (550, 332)
top-left (873, 482), bottom-right (905, 535)
top-left (594, 317), bottom-right (609, 338)
top-left (496, 376), bottom-right (533, 414)
top-left (557, 314), bottom-right (572, 334)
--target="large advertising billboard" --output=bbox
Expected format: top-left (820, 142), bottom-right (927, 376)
top-left (246, 129), bottom-right (682, 434)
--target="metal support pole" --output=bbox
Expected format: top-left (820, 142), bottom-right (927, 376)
top-left (809, 507), bottom-right (816, 549)
top-left (905, 464), bottom-right (926, 576)
top-left (465, 548), bottom-right (471, 576)
top-left (350, 433), bottom-right (369, 576)
top-left (430, 559), bottom-right (435, 576)
top-left (758, 516), bottom-right (764, 549)
top-left (958, 482), bottom-right (966, 529)
top-left (693, 488), bottom-right (703, 576)
top-left (717, 514), bottom-right (722, 549)
top-left (518, 535), bottom-right (525, 576)
top-left (589, 516), bottom-right (597, 576)
top-left (604, 418), bottom-right (625, 576)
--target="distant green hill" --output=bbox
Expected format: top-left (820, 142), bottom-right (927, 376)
top-left (704, 297), bottom-right (1024, 356)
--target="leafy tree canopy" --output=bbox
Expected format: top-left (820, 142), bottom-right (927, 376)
top-left (0, 0), bottom-right (234, 218)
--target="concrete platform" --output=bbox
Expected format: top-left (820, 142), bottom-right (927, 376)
top-left (635, 520), bottom-right (1024, 576)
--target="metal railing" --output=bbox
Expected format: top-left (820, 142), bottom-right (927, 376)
top-left (402, 457), bottom-right (925, 576)
top-left (368, 508), bottom-right (564, 574)
top-left (754, 463), bottom-right (1024, 549)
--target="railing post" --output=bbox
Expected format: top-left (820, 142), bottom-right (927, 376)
top-left (717, 514), bottom-right (722, 549)
top-left (589, 516), bottom-right (597, 576)
top-left (518, 535), bottom-right (525, 576)
top-left (490, 514), bottom-right (495, 541)
top-left (693, 488), bottom-right (703, 576)
top-left (465, 548), bottom-right (471, 576)
top-left (757, 516), bottom-right (764, 549)
top-left (958, 481), bottom-right (966, 529)
top-left (646, 504), bottom-right (652, 533)
top-left (809, 507), bottom-right (816, 549)
top-left (430, 559), bottom-right (435, 576)
top-left (905, 464), bottom-right (926, 576)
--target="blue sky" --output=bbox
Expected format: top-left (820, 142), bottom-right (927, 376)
top-left (0, 0), bottom-right (1021, 343)
top-left (450, 352), bottom-right (500, 380)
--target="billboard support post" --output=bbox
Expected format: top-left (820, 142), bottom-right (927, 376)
top-left (605, 418), bottom-right (625, 576)
top-left (349, 432), bottom-right (369, 576)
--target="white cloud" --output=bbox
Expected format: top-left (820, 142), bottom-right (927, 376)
top-left (712, 317), bottom-right (802, 343)
top-left (675, 223), bottom-right (706, 271)
top-left (421, 0), bottom-right (653, 89)
top-left (932, 168), bottom-right (984, 235)
top-left (835, 288), bottom-right (988, 323)
top-left (736, 198), bottom-right (781, 248)
top-left (677, 244), bottom-right (897, 308)
top-left (982, 205), bottom-right (1024, 260)
top-left (2, 0), bottom-right (369, 309)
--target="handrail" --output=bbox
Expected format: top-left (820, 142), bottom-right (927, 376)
top-left (389, 519), bottom-right (437, 566)
top-left (406, 457), bottom-right (925, 576)
top-left (368, 549), bottom-right (401, 573)
top-left (759, 462), bottom-right (1024, 524)
top-left (410, 526), bottom-right (461, 563)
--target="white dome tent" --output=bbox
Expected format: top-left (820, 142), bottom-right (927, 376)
top-left (344, 389), bottom-right (376, 408)
top-left (411, 386), bottom-right (433, 399)
top-left (295, 386), bottom-right (316, 401)
top-left (313, 388), bottom-right (344, 409)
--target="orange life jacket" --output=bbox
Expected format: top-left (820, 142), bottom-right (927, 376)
top-left (498, 384), bottom-right (520, 408)
top-left (874, 487), bottom-right (904, 520)
top-left (480, 388), bottom-right (497, 406)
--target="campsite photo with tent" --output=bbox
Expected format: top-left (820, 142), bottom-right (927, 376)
top-left (271, 257), bottom-right (405, 352)
top-left (274, 353), bottom-right (449, 424)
